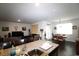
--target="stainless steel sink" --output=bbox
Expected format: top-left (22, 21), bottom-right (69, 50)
top-left (27, 49), bottom-right (43, 56)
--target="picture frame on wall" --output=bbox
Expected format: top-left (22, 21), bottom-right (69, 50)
top-left (40, 29), bottom-right (43, 32)
top-left (14, 26), bottom-right (18, 31)
top-left (54, 27), bottom-right (57, 30)
top-left (22, 27), bottom-right (26, 31)
top-left (72, 25), bottom-right (77, 30)
top-left (2, 27), bottom-right (9, 31)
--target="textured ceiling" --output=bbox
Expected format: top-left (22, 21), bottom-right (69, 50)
top-left (0, 3), bottom-right (79, 23)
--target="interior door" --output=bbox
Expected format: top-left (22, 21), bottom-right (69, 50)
top-left (32, 24), bottom-right (38, 34)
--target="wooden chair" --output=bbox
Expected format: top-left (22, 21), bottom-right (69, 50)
top-left (52, 34), bottom-right (65, 44)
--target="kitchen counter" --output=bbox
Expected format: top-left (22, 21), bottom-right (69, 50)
top-left (0, 40), bottom-right (59, 56)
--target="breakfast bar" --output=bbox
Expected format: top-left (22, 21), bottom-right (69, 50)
top-left (0, 40), bottom-right (59, 56)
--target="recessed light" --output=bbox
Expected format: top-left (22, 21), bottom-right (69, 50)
top-left (17, 19), bottom-right (21, 22)
top-left (35, 3), bottom-right (40, 7)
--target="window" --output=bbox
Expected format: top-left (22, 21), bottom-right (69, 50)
top-left (56, 23), bottom-right (72, 34)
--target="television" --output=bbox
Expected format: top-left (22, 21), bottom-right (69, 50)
top-left (12, 31), bottom-right (24, 37)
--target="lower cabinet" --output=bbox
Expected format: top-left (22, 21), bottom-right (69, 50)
top-left (48, 47), bottom-right (59, 56)
top-left (76, 40), bottom-right (79, 55)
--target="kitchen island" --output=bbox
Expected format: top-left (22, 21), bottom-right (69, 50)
top-left (0, 40), bottom-right (59, 56)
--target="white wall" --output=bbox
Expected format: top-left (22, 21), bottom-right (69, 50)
top-left (32, 21), bottom-right (53, 40)
top-left (0, 21), bottom-right (31, 37)
top-left (52, 19), bottom-right (79, 42)
top-left (1, 19), bottom-right (76, 42)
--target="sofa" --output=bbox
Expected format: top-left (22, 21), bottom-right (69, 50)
top-left (0, 34), bottom-right (40, 48)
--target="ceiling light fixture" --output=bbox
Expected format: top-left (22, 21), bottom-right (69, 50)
top-left (17, 19), bottom-right (21, 22)
top-left (35, 2), bottom-right (40, 7)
